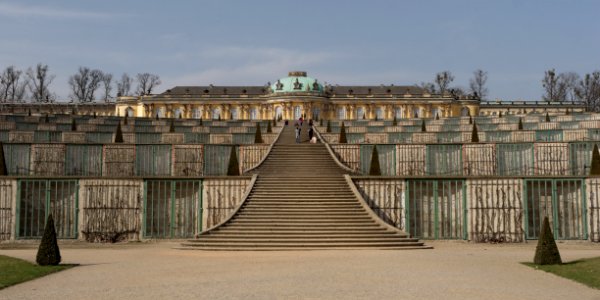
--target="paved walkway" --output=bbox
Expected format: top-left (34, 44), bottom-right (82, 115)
top-left (1, 242), bottom-right (599, 299)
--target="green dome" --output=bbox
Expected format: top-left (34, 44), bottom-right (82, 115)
top-left (270, 71), bottom-right (323, 93)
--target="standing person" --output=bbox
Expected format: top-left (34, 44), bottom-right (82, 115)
top-left (295, 125), bottom-right (301, 143)
top-left (299, 117), bottom-right (303, 126)
top-left (308, 127), bottom-right (314, 141)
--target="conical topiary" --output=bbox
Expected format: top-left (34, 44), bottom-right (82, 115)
top-left (254, 123), bottom-right (263, 143)
top-left (266, 120), bottom-right (272, 133)
top-left (499, 111), bottom-right (503, 118)
top-left (392, 116), bottom-right (397, 126)
top-left (435, 113), bottom-right (439, 120)
top-left (114, 122), bottom-right (124, 143)
top-left (0, 142), bottom-right (7, 175)
top-left (468, 115), bottom-right (472, 125)
top-left (590, 144), bottom-right (600, 175)
top-left (315, 114), bottom-right (319, 122)
top-left (93, 112), bottom-right (97, 118)
top-left (369, 146), bottom-right (382, 176)
top-left (272, 118), bottom-right (276, 127)
top-left (169, 119), bottom-right (175, 133)
top-left (36, 214), bottom-right (61, 266)
top-left (124, 114), bottom-right (128, 125)
top-left (28, 109), bottom-right (32, 116)
top-left (199, 118), bottom-right (203, 126)
top-left (471, 122), bottom-right (479, 143)
top-left (339, 122), bottom-right (347, 143)
top-left (179, 113), bottom-right (183, 119)
top-left (518, 118), bottom-right (524, 130)
top-left (71, 119), bottom-right (77, 131)
top-left (218, 114), bottom-right (221, 121)
top-left (374, 115), bottom-right (378, 121)
top-left (363, 113), bottom-right (366, 120)
top-left (421, 120), bottom-right (426, 132)
top-left (545, 112), bottom-right (550, 122)
top-left (45, 114), bottom-right (50, 123)
top-left (226, 147), bottom-right (240, 176)
top-left (566, 109), bottom-right (570, 115)
top-left (326, 120), bottom-right (331, 133)
top-left (533, 216), bottom-right (562, 265)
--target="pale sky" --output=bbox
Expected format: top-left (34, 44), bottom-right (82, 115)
top-left (1, 0), bottom-right (599, 101)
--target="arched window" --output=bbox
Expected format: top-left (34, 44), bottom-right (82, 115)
top-left (337, 107), bottom-right (346, 120)
top-left (212, 107), bottom-right (221, 119)
top-left (249, 108), bottom-right (258, 120)
top-left (356, 107), bottom-right (365, 120)
top-left (294, 106), bottom-right (302, 119)
top-left (192, 108), bottom-right (202, 119)
top-left (156, 107), bottom-right (165, 118)
top-left (312, 107), bottom-right (321, 120)
top-left (275, 106), bottom-right (283, 119)
top-left (461, 107), bottom-right (470, 117)
top-left (375, 107), bottom-right (384, 120)
top-left (230, 108), bottom-right (239, 120)
top-left (394, 108), bottom-right (402, 119)
top-left (125, 107), bottom-right (134, 117)
top-left (174, 108), bottom-right (183, 118)
top-left (413, 107), bottom-right (421, 118)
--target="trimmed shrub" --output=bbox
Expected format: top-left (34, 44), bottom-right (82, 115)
top-left (369, 146), bottom-right (382, 176)
top-left (218, 114), bottom-right (221, 121)
top-left (28, 109), bottom-right (32, 116)
top-left (392, 116), bottom-right (397, 126)
top-left (114, 122), bottom-right (124, 143)
top-left (591, 144), bottom-right (600, 175)
top-left (545, 112), bottom-right (550, 122)
top-left (471, 122), bottom-right (479, 143)
top-left (93, 112), bottom-right (97, 118)
top-left (339, 122), bottom-right (347, 143)
top-left (267, 120), bottom-right (272, 133)
top-left (363, 113), bottom-right (366, 120)
top-left (421, 120), bottom-right (426, 132)
top-left (227, 147), bottom-right (240, 176)
top-left (179, 113), bottom-right (183, 119)
top-left (254, 123), bottom-right (263, 143)
top-left (518, 118), bottom-right (524, 130)
top-left (155, 113), bottom-right (159, 120)
top-left (71, 119), bottom-right (77, 131)
top-left (435, 113), bottom-right (439, 120)
top-left (533, 216), bottom-right (562, 265)
top-left (468, 115), bottom-right (472, 125)
top-left (566, 109), bottom-right (570, 115)
top-left (45, 114), bottom-right (50, 123)
top-left (0, 142), bottom-right (7, 175)
top-left (36, 214), bottom-right (61, 266)
top-left (326, 120), bottom-right (331, 133)
top-left (199, 118), bottom-right (203, 126)
top-left (499, 112), bottom-right (503, 118)
top-left (169, 119), bottom-right (175, 133)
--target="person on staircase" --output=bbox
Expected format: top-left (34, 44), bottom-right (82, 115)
top-left (308, 126), bottom-right (314, 141)
top-left (295, 124), bottom-right (301, 143)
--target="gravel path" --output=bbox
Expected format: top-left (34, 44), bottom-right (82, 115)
top-left (1, 241), bottom-right (599, 299)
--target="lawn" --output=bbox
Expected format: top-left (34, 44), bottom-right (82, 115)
top-left (524, 257), bottom-right (600, 290)
top-left (0, 255), bottom-right (74, 290)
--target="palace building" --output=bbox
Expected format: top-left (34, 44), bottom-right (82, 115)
top-left (115, 71), bottom-right (482, 120)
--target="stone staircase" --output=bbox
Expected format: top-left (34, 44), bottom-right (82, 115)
top-left (181, 122), bottom-right (431, 250)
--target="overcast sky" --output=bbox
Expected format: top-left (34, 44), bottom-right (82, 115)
top-left (1, 0), bottom-right (599, 101)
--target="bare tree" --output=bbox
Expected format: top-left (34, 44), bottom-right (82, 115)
top-left (469, 69), bottom-right (488, 100)
top-left (575, 71), bottom-right (600, 111)
top-left (542, 69), bottom-right (561, 101)
top-left (0, 66), bottom-right (29, 102)
top-left (116, 73), bottom-right (133, 96)
top-left (101, 73), bottom-right (113, 102)
top-left (416, 82), bottom-right (436, 93)
top-left (435, 71), bottom-right (454, 95)
top-left (558, 72), bottom-right (579, 101)
top-left (68, 67), bottom-right (104, 103)
top-left (26, 63), bottom-right (55, 103)
top-left (136, 73), bottom-right (161, 95)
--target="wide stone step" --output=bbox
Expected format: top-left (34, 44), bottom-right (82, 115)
top-left (187, 237), bottom-right (420, 243)
top-left (181, 241), bottom-right (429, 248)
top-left (209, 229), bottom-right (400, 234)
top-left (222, 223), bottom-right (383, 228)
